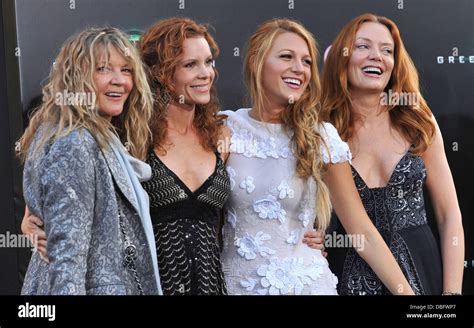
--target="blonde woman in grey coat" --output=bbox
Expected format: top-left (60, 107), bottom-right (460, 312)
top-left (18, 27), bottom-right (162, 295)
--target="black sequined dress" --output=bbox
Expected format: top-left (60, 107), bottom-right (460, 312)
top-left (327, 152), bottom-right (442, 295)
top-left (142, 150), bottom-right (230, 295)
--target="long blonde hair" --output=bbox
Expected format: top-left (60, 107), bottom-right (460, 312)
top-left (19, 27), bottom-right (153, 160)
top-left (244, 18), bottom-right (332, 230)
top-left (321, 14), bottom-right (435, 154)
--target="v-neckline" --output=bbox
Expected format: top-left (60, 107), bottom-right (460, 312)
top-left (152, 150), bottom-right (219, 195)
top-left (350, 150), bottom-right (411, 190)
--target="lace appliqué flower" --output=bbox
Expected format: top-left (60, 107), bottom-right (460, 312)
top-left (230, 129), bottom-right (290, 159)
top-left (254, 257), bottom-right (324, 295)
top-left (239, 176), bottom-right (255, 193)
top-left (286, 229), bottom-right (301, 245)
top-left (298, 208), bottom-right (312, 227)
top-left (253, 195), bottom-right (286, 224)
top-left (277, 180), bottom-right (294, 199)
top-left (310, 273), bottom-right (339, 295)
top-left (298, 189), bottom-right (316, 227)
top-left (319, 122), bottom-right (352, 164)
top-left (234, 231), bottom-right (276, 260)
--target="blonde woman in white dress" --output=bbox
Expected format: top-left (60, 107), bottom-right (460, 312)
top-left (219, 18), bottom-right (415, 295)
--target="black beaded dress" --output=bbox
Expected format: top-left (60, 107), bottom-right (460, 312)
top-left (142, 150), bottom-right (230, 295)
top-left (327, 151), bottom-right (442, 295)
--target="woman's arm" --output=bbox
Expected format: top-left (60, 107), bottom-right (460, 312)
top-left (324, 161), bottom-right (415, 295)
top-left (36, 132), bottom-right (96, 294)
top-left (422, 119), bottom-right (464, 294)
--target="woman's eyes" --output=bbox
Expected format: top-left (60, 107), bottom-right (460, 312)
top-left (356, 44), bottom-right (393, 55)
top-left (280, 54), bottom-right (312, 66)
top-left (184, 59), bottom-right (214, 68)
top-left (96, 66), bottom-right (132, 73)
top-left (97, 66), bottom-right (110, 73)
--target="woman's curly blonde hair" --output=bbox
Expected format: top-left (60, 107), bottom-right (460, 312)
top-left (18, 26), bottom-right (153, 161)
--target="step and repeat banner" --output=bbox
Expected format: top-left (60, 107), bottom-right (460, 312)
top-left (2, 0), bottom-right (473, 294)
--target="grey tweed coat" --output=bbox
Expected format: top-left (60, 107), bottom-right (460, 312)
top-left (21, 128), bottom-right (159, 295)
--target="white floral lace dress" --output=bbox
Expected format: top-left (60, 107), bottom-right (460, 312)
top-left (220, 108), bottom-right (352, 295)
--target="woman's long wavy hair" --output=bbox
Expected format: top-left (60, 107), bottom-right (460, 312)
top-left (321, 13), bottom-right (435, 154)
top-left (244, 18), bottom-right (332, 230)
top-left (139, 17), bottom-right (223, 153)
top-left (18, 27), bottom-right (153, 161)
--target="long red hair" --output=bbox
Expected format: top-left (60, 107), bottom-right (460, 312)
top-left (139, 17), bottom-right (223, 153)
top-left (321, 13), bottom-right (435, 155)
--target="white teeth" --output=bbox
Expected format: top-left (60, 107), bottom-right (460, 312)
top-left (191, 85), bottom-right (208, 90)
top-left (106, 92), bottom-right (121, 97)
top-left (362, 67), bottom-right (382, 75)
top-left (283, 78), bottom-right (301, 86)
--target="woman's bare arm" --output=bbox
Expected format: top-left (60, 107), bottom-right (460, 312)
top-left (324, 161), bottom-right (415, 295)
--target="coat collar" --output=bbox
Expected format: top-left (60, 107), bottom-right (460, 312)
top-left (101, 145), bottom-right (140, 212)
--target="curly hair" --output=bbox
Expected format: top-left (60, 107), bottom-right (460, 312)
top-left (244, 18), bottom-right (332, 231)
top-left (18, 27), bottom-right (153, 161)
top-left (321, 13), bottom-right (435, 155)
top-left (139, 17), bottom-right (223, 153)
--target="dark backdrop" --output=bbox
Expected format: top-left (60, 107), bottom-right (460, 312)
top-left (1, 0), bottom-right (473, 294)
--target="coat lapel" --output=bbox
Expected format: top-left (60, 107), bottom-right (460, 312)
top-left (101, 146), bottom-right (140, 213)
